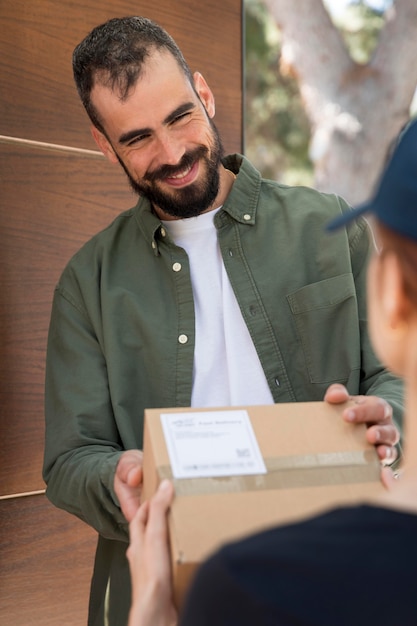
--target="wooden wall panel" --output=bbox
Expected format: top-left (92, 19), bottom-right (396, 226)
top-left (0, 144), bottom-right (134, 496)
top-left (0, 494), bottom-right (97, 626)
top-left (0, 0), bottom-right (243, 622)
top-left (0, 0), bottom-right (242, 154)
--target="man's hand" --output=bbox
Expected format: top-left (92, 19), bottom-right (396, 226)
top-left (114, 450), bottom-right (144, 523)
top-left (324, 383), bottom-right (400, 465)
top-left (127, 479), bottom-right (177, 626)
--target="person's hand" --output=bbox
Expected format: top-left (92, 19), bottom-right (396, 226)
top-left (114, 450), bottom-right (143, 522)
top-left (324, 383), bottom-right (400, 465)
top-left (380, 465), bottom-right (402, 490)
top-left (127, 479), bottom-right (177, 626)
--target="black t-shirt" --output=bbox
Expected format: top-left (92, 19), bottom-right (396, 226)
top-left (179, 505), bottom-right (417, 626)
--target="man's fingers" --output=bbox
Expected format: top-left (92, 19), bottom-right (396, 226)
top-left (366, 424), bottom-right (400, 447)
top-left (126, 465), bottom-right (143, 488)
top-left (376, 444), bottom-right (398, 466)
top-left (324, 383), bottom-right (350, 404)
top-left (114, 450), bottom-right (144, 522)
top-left (343, 396), bottom-right (392, 425)
top-left (324, 387), bottom-right (401, 470)
top-left (381, 466), bottom-right (402, 490)
top-left (116, 450), bottom-right (144, 483)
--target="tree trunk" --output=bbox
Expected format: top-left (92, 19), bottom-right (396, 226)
top-left (260, 0), bottom-right (417, 205)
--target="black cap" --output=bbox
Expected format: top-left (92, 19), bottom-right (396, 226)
top-left (326, 118), bottom-right (417, 241)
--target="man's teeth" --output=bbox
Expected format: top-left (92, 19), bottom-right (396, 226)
top-left (169, 164), bottom-right (192, 179)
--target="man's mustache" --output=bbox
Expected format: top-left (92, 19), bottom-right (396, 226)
top-left (144, 146), bottom-right (208, 183)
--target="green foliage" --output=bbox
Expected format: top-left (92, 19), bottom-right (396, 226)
top-left (244, 0), bottom-right (388, 185)
top-left (333, 1), bottom-right (386, 64)
top-left (244, 0), bottom-right (312, 185)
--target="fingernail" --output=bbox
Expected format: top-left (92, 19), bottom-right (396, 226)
top-left (345, 409), bottom-right (355, 422)
top-left (375, 430), bottom-right (380, 442)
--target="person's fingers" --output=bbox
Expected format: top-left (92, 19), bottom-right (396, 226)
top-left (115, 451), bottom-right (144, 522)
top-left (323, 383), bottom-right (350, 404)
top-left (326, 391), bottom-right (400, 466)
top-left (366, 423), bottom-right (400, 447)
top-left (126, 464), bottom-right (143, 488)
top-left (342, 396), bottom-right (392, 426)
top-left (116, 450), bottom-right (144, 484)
top-left (375, 444), bottom-right (398, 466)
top-left (381, 465), bottom-right (402, 490)
top-left (365, 420), bottom-right (400, 466)
top-left (146, 480), bottom-right (174, 536)
top-left (126, 500), bottom-right (149, 565)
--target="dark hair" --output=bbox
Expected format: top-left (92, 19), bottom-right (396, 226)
top-left (72, 16), bottom-right (194, 133)
top-left (376, 221), bottom-right (417, 308)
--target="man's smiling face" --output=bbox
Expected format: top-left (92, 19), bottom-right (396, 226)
top-left (90, 49), bottom-right (224, 219)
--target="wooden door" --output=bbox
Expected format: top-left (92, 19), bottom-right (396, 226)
top-left (0, 1), bottom-right (243, 623)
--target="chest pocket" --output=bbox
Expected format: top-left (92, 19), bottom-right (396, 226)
top-left (287, 274), bottom-right (360, 384)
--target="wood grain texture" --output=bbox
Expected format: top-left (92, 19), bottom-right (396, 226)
top-left (0, 0), bottom-right (243, 154)
top-left (0, 2), bottom-right (243, 622)
top-left (0, 143), bottom-right (135, 496)
top-left (0, 494), bottom-right (97, 625)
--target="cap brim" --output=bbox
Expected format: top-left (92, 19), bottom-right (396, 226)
top-left (325, 201), bottom-right (372, 232)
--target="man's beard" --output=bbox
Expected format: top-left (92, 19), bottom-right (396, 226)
top-left (117, 121), bottom-right (225, 219)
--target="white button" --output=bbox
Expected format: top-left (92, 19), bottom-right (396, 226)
top-left (172, 262), bottom-right (182, 272)
top-left (160, 227), bottom-right (167, 237)
top-left (151, 241), bottom-right (157, 249)
top-left (178, 334), bottom-right (188, 344)
top-left (243, 214), bottom-right (251, 221)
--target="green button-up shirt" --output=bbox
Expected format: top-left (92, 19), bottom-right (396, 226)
top-left (43, 154), bottom-right (403, 626)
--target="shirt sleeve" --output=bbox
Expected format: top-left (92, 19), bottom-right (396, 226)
top-left (42, 282), bottom-right (128, 541)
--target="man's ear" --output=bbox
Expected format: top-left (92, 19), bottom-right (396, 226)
top-left (91, 126), bottom-right (119, 164)
top-left (193, 72), bottom-right (215, 118)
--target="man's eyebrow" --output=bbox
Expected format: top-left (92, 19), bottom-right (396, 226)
top-left (164, 102), bottom-right (195, 125)
top-left (118, 127), bottom-right (152, 145)
top-left (117, 102), bottom-right (196, 145)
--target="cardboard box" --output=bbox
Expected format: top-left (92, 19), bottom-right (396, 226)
top-left (142, 402), bottom-right (384, 609)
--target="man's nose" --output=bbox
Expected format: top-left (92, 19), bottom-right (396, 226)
top-left (156, 132), bottom-right (185, 166)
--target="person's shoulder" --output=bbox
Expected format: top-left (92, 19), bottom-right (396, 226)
top-left (78, 206), bottom-right (136, 254)
top-left (261, 177), bottom-right (347, 212)
top-left (52, 205), bottom-right (141, 300)
top-left (228, 153), bottom-right (345, 211)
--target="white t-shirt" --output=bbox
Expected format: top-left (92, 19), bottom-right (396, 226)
top-left (163, 208), bottom-right (274, 408)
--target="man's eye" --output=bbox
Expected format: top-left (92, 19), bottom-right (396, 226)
top-left (173, 112), bottom-right (191, 124)
top-left (128, 134), bottom-right (149, 146)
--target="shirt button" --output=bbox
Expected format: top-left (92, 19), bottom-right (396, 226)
top-left (178, 334), bottom-right (188, 344)
top-left (160, 227), bottom-right (167, 237)
top-left (243, 214), bottom-right (251, 221)
top-left (151, 241), bottom-right (157, 250)
top-left (172, 262), bottom-right (182, 272)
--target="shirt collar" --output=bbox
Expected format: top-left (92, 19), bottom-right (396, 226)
top-left (133, 154), bottom-right (261, 253)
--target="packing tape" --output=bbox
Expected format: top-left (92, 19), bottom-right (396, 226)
top-left (158, 450), bottom-right (381, 496)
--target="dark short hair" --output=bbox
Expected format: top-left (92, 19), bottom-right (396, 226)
top-left (73, 16), bottom-right (194, 133)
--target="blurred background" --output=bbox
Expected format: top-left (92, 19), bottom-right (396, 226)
top-left (245, 0), bottom-right (417, 204)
